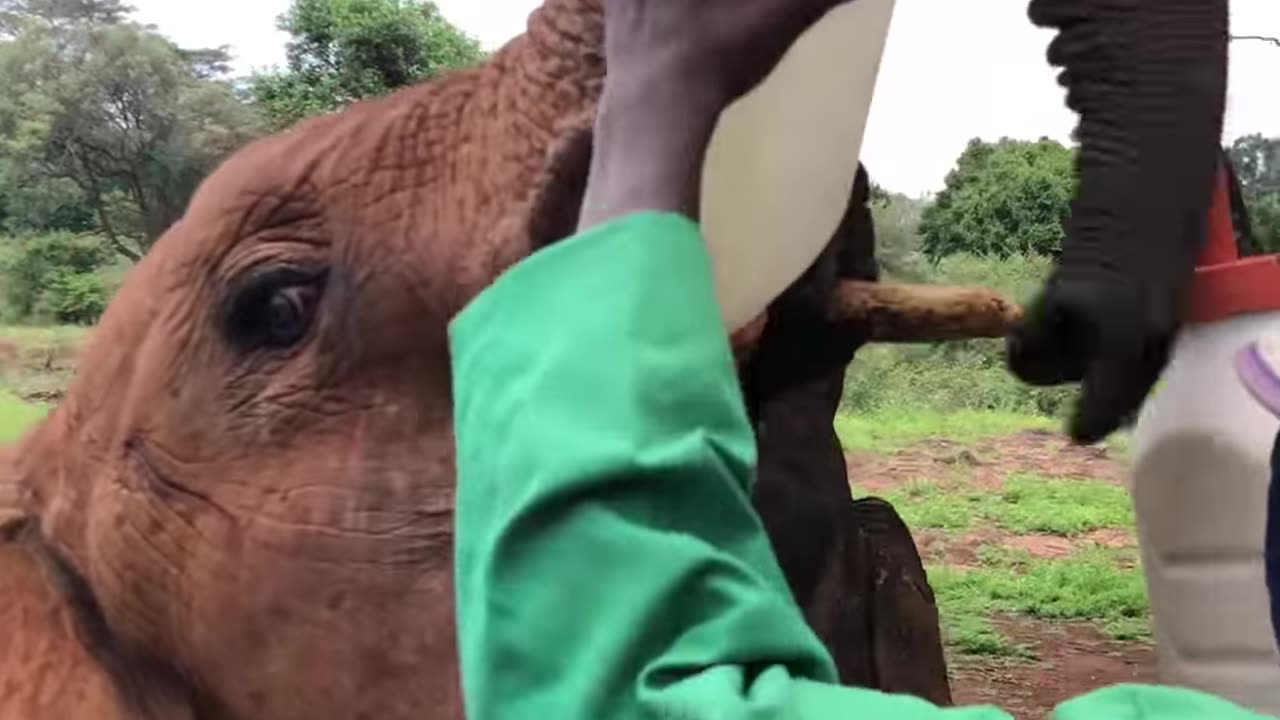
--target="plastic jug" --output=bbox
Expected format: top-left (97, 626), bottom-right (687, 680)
top-left (1131, 164), bottom-right (1280, 714)
top-left (700, 0), bottom-right (895, 332)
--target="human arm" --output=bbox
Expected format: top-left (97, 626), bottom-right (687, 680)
top-left (448, 209), bottom-right (1008, 720)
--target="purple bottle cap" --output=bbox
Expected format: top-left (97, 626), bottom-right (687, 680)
top-left (1237, 337), bottom-right (1280, 418)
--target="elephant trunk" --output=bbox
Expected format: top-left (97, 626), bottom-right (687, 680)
top-left (1039, 0), bottom-right (1228, 292)
top-left (1000, 0), bottom-right (1228, 440)
top-left (829, 281), bottom-right (1023, 342)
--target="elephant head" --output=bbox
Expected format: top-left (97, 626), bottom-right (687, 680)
top-left (0, 2), bottom-right (605, 717)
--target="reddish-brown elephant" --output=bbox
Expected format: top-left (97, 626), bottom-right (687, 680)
top-left (0, 0), bottom-right (1021, 716)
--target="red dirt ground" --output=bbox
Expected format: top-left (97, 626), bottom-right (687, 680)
top-left (950, 616), bottom-right (1156, 718)
top-left (845, 429), bottom-right (1124, 494)
top-left (851, 429), bottom-right (1154, 719)
top-left (916, 527), bottom-right (1133, 570)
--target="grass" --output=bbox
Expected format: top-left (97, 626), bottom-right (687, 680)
top-left (0, 389), bottom-right (49, 442)
top-left (834, 409), bottom-right (1056, 452)
top-left (0, 324), bottom-right (79, 442)
top-left (849, 467), bottom-right (1145, 658)
top-left (0, 324), bottom-right (89, 347)
top-left (994, 474), bottom-right (1133, 535)
top-left (930, 546), bottom-right (1149, 657)
top-left (855, 473), bottom-right (1134, 537)
top-left (0, 323), bottom-right (85, 400)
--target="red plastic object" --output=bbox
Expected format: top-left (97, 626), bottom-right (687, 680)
top-left (1186, 164), bottom-right (1280, 324)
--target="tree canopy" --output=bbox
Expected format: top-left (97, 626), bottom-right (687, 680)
top-left (0, 0), bottom-right (489, 323)
top-left (249, 0), bottom-right (485, 129)
top-left (0, 0), bottom-right (262, 258)
top-left (919, 137), bottom-right (1075, 260)
top-left (1227, 133), bottom-right (1280, 254)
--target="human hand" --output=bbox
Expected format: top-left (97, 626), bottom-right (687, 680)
top-left (579, 0), bottom-right (857, 229)
top-left (602, 0), bottom-right (859, 110)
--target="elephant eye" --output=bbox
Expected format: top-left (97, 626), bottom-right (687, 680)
top-left (223, 268), bottom-right (326, 351)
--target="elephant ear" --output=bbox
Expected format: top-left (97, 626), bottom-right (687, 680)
top-left (524, 110), bottom-right (595, 251)
top-left (457, 111), bottom-right (595, 315)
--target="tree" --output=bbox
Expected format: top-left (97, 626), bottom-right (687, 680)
top-left (250, 0), bottom-right (484, 129)
top-left (0, 230), bottom-right (114, 323)
top-left (867, 185), bottom-right (929, 281)
top-left (919, 137), bottom-right (1075, 260)
top-left (0, 5), bottom-right (264, 259)
top-left (1226, 134), bottom-right (1280, 254)
top-left (0, 0), bottom-right (132, 33)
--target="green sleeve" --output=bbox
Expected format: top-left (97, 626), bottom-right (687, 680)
top-left (448, 211), bottom-right (1270, 720)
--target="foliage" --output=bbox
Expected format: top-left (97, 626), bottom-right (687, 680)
top-left (0, 0), bottom-right (133, 32)
top-left (920, 137), bottom-right (1075, 260)
top-left (38, 268), bottom-right (107, 323)
top-left (868, 185), bottom-right (930, 281)
top-left (0, 0), bottom-right (263, 259)
top-left (1227, 134), bottom-right (1280, 254)
top-left (249, 0), bottom-right (484, 129)
top-left (930, 545), bottom-right (1149, 655)
top-left (0, 170), bottom-right (95, 234)
top-left (0, 232), bottom-right (113, 323)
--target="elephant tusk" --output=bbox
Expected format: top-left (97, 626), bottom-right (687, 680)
top-left (829, 280), bottom-right (1024, 343)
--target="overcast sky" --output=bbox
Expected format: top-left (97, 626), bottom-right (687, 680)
top-left (130, 0), bottom-right (1280, 196)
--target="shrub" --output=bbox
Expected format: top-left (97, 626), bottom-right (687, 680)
top-left (37, 271), bottom-right (109, 324)
top-left (0, 232), bottom-right (114, 324)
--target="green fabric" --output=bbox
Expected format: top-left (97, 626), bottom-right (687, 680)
top-left (449, 211), bottom-right (1273, 720)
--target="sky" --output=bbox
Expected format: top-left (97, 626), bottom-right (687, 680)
top-left (130, 0), bottom-right (1280, 197)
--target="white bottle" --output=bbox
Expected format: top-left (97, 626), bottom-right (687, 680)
top-left (699, 0), bottom-right (896, 332)
top-left (1131, 165), bottom-right (1280, 715)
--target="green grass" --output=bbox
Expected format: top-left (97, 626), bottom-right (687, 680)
top-left (992, 474), bottom-right (1134, 535)
top-left (835, 409), bottom-right (1056, 452)
top-left (860, 479), bottom-right (983, 531)
top-left (858, 473), bottom-right (1134, 537)
top-left (930, 545), bottom-right (1149, 656)
top-left (0, 323), bottom-right (89, 348)
top-left (850, 470), bottom-right (1145, 657)
top-left (0, 390), bottom-right (48, 442)
top-left (0, 323), bottom-right (85, 400)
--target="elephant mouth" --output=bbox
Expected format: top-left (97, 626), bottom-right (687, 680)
top-left (125, 437), bottom-right (234, 521)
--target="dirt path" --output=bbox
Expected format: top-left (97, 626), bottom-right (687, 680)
top-left (846, 429), bottom-right (1124, 494)
top-left (916, 527), bottom-right (1134, 570)
top-left (851, 429), bottom-right (1155, 718)
top-left (950, 616), bottom-right (1156, 718)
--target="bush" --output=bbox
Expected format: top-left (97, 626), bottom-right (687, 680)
top-left (870, 191), bottom-right (930, 281)
top-left (919, 137), bottom-right (1074, 260)
top-left (0, 232), bottom-right (114, 324)
top-left (37, 271), bottom-right (109, 324)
